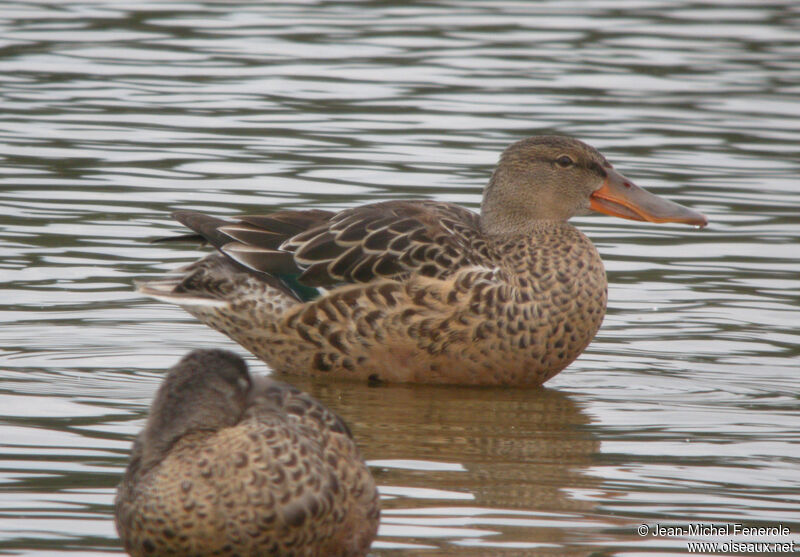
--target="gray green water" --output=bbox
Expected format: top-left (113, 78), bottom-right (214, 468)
top-left (1, 1), bottom-right (799, 555)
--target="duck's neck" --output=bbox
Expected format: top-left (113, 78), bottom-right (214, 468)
top-left (484, 220), bottom-right (602, 268)
top-left (481, 216), bottom-right (571, 240)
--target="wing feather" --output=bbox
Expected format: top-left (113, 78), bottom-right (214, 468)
top-left (166, 200), bottom-right (485, 290)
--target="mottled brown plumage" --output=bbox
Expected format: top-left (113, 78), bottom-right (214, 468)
top-left (114, 349), bottom-right (379, 557)
top-left (138, 136), bottom-right (706, 385)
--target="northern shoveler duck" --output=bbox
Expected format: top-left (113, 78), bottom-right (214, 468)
top-left (115, 349), bottom-right (379, 557)
top-left (138, 136), bottom-right (707, 385)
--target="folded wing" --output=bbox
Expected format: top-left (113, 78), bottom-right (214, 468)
top-left (171, 200), bottom-right (485, 300)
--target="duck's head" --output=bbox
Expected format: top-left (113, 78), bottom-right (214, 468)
top-left (139, 349), bottom-right (252, 467)
top-left (480, 136), bottom-right (707, 235)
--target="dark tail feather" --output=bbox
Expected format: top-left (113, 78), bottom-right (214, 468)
top-left (151, 233), bottom-right (207, 245)
top-left (172, 211), bottom-right (236, 249)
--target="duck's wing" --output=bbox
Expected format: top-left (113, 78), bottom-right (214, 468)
top-left (171, 200), bottom-right (486, 290)
top-left (282, 200), bottom-right (485, 286)
top-left (168, 209), bottom-right (334, 250)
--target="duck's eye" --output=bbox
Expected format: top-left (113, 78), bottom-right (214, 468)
top-left (556, 155), bottom-right (574, 168)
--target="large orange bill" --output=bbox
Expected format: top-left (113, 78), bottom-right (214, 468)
top-left (589, 168), bottom-right (708, 227)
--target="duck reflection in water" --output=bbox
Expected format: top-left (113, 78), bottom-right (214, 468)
top-left (291, 375), bottom-right (604, 556)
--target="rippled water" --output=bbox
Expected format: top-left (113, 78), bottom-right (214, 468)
top-left (1, 1), bottom-right (799, 555)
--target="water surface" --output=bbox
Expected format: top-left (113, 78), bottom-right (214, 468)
top-left (1, 1), bottom-right (799, 555)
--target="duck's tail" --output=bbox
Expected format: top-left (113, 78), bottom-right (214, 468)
top-left (136, 254), bottom-right (296, 310)
top-left (135, 275), bottom-right (229, 309)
